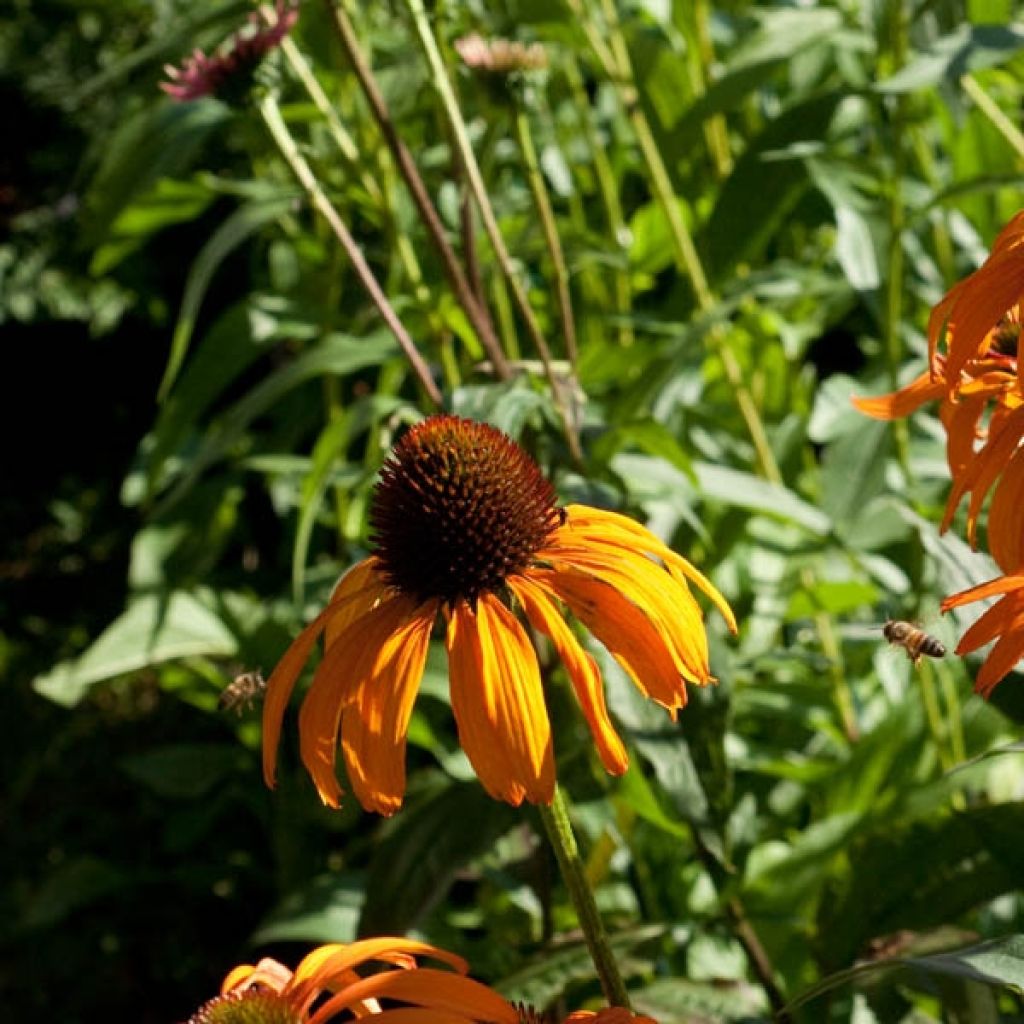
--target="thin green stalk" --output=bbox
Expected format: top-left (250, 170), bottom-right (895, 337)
top-left (538, 786), bottom-right (631, 1008)
top-left (883, 0), bottom-right (911, 474)
top-left (961, 73), bottom-right (1024, 161)
top-left (324, 0), bottom-right (512, 380)
top-left (936, 660), bottom-right (967, 765)
top-left (512, 104), bottom-right (579, 372)
top-left (690, 0), bottom-right (732, 178)
top-left (259, 93), bottom-right (443, 408)
top-left (564, 56), bottom-right (633, 347)
top-left (400, 0), bottom-right (583, 461)
top-left (919, 661), bottom-right (955, 775)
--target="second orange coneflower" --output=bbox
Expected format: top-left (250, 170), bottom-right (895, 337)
top-left (186, 937), bottom-right (521, 1024)
top-left (854, 209), bottom-right (1024, 694)
top-left (263, 415), bottom-right (736, 814)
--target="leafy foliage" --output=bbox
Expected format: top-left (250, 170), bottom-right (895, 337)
top-left (6, 1), bottom-right (1024, 1021)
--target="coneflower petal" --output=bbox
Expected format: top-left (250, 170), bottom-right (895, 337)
top-left (509, 576), bottom-right (628, 775)
top-left (307, 969), bottom-right (520, 1024)
top-left (955, 589), bottom-right (1024, 654)
top-left (555, 504), bottom-right (737, 633)
top-left (299, 592), bottom-right (426, 808)
top-left (976, 608), bottom-right (1024, 696)
top-left (543, 548), bottom-right (711, 684)
top-left (341, 602), bottom-right (435, 816)
top-left (852, 371), bottom-right (945, 419)
top-left (530, 567), bottom-right (686, 709)
top-left (447, 597), bottom-right (555, 805)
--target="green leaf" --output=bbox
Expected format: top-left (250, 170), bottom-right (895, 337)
top-left (33, 591), bottom-right (238, 706)
top-left (91, 177), bottom-right (216, 274)
top-left (155, 331), bottom-right (398, 512)
top-left (694, 461), bottom-right (832, 535)
top-left (497, 924), bottom-right (666, 1006)
top-left (820, 419), bottom-right (891, 527)
top-left (21, 857), bottom-right (124, 930)
top-left (704, 92), bottom-right (843, 281)
top-left (82, 101), bottom-right (230, 246)
top-left (252, 873), bottom-right (364, 945)
top-left (877, 24), bottom-right (1024, 94)
top-left (158, 194), bottom-right (297, 400)
top-left (120, 743), bottom-right (250, 799)
top-left (590, 420), bottom-right (695, 481)
top-left (359, 781), bottom-right (518, 935)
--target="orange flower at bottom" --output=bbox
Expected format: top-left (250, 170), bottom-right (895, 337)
top-left (564, 1011), bottom-right (658, 1024)
top-left (187, 938), bottom-right (520, 1024)
top-left (941, 574), bottom-right (1024, 697)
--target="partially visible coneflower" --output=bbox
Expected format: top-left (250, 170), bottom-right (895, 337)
top-left (564, 1010), bottom-right (658, 1024)
top-left (162, 1), bottom-right (298, 105)
top-left (853, 210), bottom-right (1024, 695)
top-left (185, 938), bottom-right (521, 1024)
top-left (263, 415), bottom-right (736, 815)
top-left (455, 33), bottom-right (548, 74)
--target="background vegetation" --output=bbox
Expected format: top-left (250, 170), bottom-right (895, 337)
top-left (5, 1), bottom-right (1024, 1020)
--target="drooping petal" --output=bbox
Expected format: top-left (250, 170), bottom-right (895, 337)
top-left (942, 573), bottom-right (1024, 611)
top-left (340, 601), bottom-right (435, 815)
top-left (324, 556), bottom-right (387, 647)
top-left (509, 575), bottom-right (629, 775)
top-left (288, 939), bottom-right (467, 1010)
top-left (955, 589), bottom-right (1024, 654)
top-left (549, 504), bottom-right (737, 633)
top-left (308, 969), bottom-right (520, 1024)
top-left (941, 403), bottom-right (1024, 540)
top-left (851, 371), bottom-right (945, 420)
top-left (529, 565), bottom-right (687, 710)
top-left (446, 596), bottom-right (555, 805)
top-left (263, 558), bottom-right (386, 788)
top-left (545, 546), bottom-right (712, 685)
top-left (298, 593), bottom-right (431, 808)
top-left (975, 610), bottom-right (1024, 696)
top-left (988, 446), bottom-right (1024, 573)
top-left (940, 392), bottom-right (987, 483)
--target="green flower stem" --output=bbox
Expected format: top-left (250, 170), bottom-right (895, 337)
top-left (538, 786), bottom-right (631, 1008)
top-left (961, 72), bottom-right (1024, 161)
top-left (882, 1), bottom-right (911, 474)
top-left (400, 0), bottom-right (583, 462)
top-left (274, 31), bottom-right (427, 303)
top-left (512, 105), bottom-right (579, 373)
top-left (564, 56), bottom-right (633, 348)
top-left (259, 93), bottom-right (443, 408)
top-left (323, 0), bottom-right (512, 381)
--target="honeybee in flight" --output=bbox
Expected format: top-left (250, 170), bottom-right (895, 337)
top-left (219, 670), bottom-right (266, 714)
top-left (882, 620), bottom-right (946, 666)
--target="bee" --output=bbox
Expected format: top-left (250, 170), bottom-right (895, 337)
top-left (219, 670), bottom-right (266, 714)
top-left (882, 620), bottom-right (946, 666)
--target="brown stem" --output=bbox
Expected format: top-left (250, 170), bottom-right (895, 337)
top-left (260, 95), bottom-right (443, 408)
top-left (323, 0), bottom-right (511, 379)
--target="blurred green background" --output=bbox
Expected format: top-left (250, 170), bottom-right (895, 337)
top-left (5, 1), bottom-right (1024, 1021)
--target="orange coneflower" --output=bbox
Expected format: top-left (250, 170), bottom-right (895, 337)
top-left (162, 1), bottom-right (298, 104)
top-left (185, 937), bottom-right (521, 1024)
top-left (853, 211), bottom-right (1024, 694)
top-left (564, 1010), bottom-right (658, 1024)
top-left (263, 415), bottom-right (736, 814)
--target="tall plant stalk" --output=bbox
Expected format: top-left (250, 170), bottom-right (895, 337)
top-left (259, 93), bottom-right (443, 408)
top-left (323, 0), bottom-right (512, 381)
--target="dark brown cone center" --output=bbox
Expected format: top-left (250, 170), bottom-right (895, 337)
top-left (369, 416), bottom-right (560, 606)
